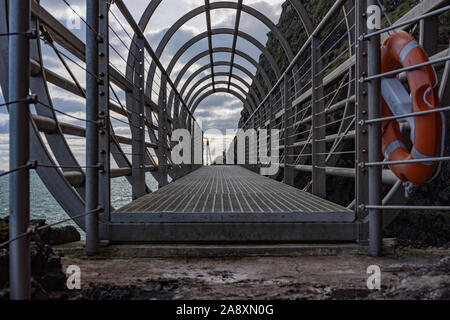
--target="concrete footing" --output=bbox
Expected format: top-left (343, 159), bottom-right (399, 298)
top-left (54, 239), bottom-right (397, 259)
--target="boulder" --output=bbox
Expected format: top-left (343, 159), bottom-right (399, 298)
top-left (0, 217), bottom-right (67, 298)
top-left (40, 226), bottom-right (80, 245)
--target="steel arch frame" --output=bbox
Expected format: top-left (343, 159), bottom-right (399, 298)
top-left (164, 29), bottom-right (280, 122)
top-left (165, 30), bottom-right (281, 83)
top-left (126, 0), bottom-right (313, 126)
top-left (179, 62), bottom-right (264, 111)
top-left (182, 61), bottom-right (266, 101)
top-left (192, 88), bottom-right (250, 112)
top-left (146, 1), bottom-right (296, 98)
top-left (168, 47), bottom-right (270, 108)
top-left (158, 27), bottom-right (282, 89)
top-left (185, 70), bottom-right (260, 109)
top-left (191, 88), bottom-right (250, 114)
top-left (186, 74), bottom-right (258, 114)
top-left (125, 27), bottom-right (282, 161)
top-left (189, 80), bottom-right (257, 113)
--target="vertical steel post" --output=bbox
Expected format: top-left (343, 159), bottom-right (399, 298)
top-left (158, 75), bottom-right (168, 186)
top-left (173, 95), bottom-right (179, 130)
top-left (202, 130), bottom-right (204, 166)
top-left (311, 36), bottom-right (326, 198)
top-left (419, 16), bottom-right (438, 56)
top-left (189, 116), bottom-right (193, 172)
top-left (355, 0), bottom-right (370, 241)
top-left (252, 113), bottom-right (256, 172)
top-left (9, 0), bottom-right (31, 300)
top-left (367, 0), bottom-right (383, 256)
top-left (85, 0), bottom-right (99, 255)
top-left (267, 93), bottom-right (274, 175)
top-left (98, 0), bottom-right (111, 235)
top-left (132, 38), bottom-right (146, 199)
top-left (283, 74), bottom-right (295, 186)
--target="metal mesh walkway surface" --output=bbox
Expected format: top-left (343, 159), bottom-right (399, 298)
top-left (113, 166), bottom-right (354, 223)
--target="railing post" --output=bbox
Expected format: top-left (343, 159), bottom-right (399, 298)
top-left (85, 0), bottom-right (100, 256)
top-left (131, 37), bottom-right (146, 199)
top-left (158, 74), bottom-right (169, 187)
top-left (283, 74), bottom-right (295, 186)
top-left (98, 0), bottom-right (111, 235)
top-left (252, 114), bottom-right (256, 171)
top-left (311, 36), bottom-right (326, 198)
top-left (419, 15), bottom-right (438, 56)
top-left (190, 116), bottom-right (194, 171)
top-left (266, 93), bottom-right (274, 175)
top-left (202, 130), bottom-right (204, 166)
top-left (367, 0), bottom-right (383, 256)
top-left (355, 0), bottom-right (370, 241)
top-left (9, 0), bottom-right (31, 300)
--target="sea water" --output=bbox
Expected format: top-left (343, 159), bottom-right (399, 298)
top-left (0, 172), bottom-right (159, 238)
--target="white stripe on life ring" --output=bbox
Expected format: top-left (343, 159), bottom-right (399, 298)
top-left (411, 147), bottom-right (434, 166)
top-left (399, 40), bottom-right (420, 65)
top-left (384, 140), bottom-right (406, 160)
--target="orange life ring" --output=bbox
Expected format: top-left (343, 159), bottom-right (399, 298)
top-left (381, 31), bottom-right (444, 188)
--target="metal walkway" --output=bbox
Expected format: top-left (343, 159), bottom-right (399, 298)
top-left (115, 166), bottom-right (353, 221)
top-left (108, 166), bottom-right (356, 243)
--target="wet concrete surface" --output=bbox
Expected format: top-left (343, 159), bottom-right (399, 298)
top-left (59, 246), bottom-right (449, 300)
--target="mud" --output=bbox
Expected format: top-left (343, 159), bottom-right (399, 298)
top-left (58, 247), bottom-right (449, 300)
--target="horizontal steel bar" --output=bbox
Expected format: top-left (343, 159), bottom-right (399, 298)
top-left (62, 171), bottom-right (85, 187)
top-left (361, 56), bottom-right (450, 83)
top-left (114, 135), bottom-right (158, 149)
top-left (294, 165), bottom-right (398, 185)
top-left (291, 48), bottom-right (446, 108)
top-left (32, 114), bottom-right (157, 148)
top-left (362, 105), bottom-right (450, 125)
top-left (365, 205), bottom-right (450, 211)
top-left (32, 114), bottom-right (84, 136)
top-left (63, 167), bottom-right (144, 186)
top-left (292, 130), bottom-right (355, 148)
top-left (110, 168), bottom-right (131, 178)
top-left (31, 59), bottom-right (160, 116)
top-left (362, 156), bottom-right (450, 167)
top-left (312, 0), bottom-right (347, 37)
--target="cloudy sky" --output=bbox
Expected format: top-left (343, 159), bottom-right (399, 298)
top-left (0, 0), bottom-right (285, 170)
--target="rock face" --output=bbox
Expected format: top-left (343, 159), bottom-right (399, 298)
top-left (0, 218), bottom-right (69, 299)
top-left (39, 225), bottom-right (81, 245)
top-left (368, 257), bottom-right (450, 300)
top-left (385, 212), bottom-right (450, 247)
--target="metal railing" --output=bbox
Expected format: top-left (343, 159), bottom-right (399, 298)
top-left (231, 0), bottom-right (450, 254)
top-left (1, 0), bottom-right (449, 299)
top-left (1, 0), bottom-right (205, 298)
